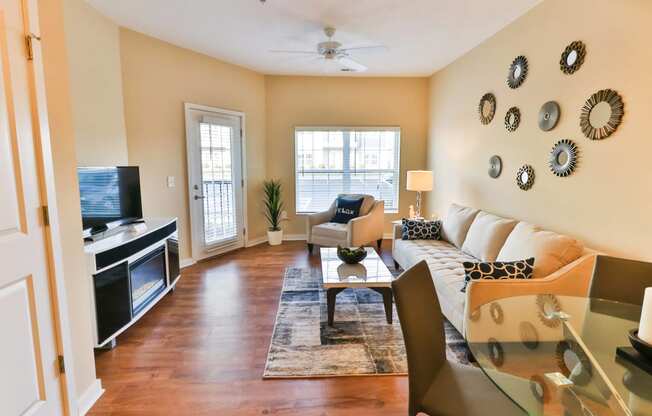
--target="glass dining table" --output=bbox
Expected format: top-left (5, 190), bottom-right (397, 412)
top-left (465, 295), bottom-right (652, 416)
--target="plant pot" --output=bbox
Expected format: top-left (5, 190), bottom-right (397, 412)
top-left (267, 230), bottom-right (283, 246)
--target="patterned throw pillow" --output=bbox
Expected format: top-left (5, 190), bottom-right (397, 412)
top-left (401, 218), bottom-right (442, 240)
top-left (461, 257), bottom-right (535, 292)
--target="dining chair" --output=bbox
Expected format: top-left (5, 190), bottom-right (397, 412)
top-left (392, 260), bottom-right (525, 416)
top-left (588, 255), bottom-right (652, 305)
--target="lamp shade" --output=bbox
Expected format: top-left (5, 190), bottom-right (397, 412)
top-left (406, 170), bottom-right (433, 191)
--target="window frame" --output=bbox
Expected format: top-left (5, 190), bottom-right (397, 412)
top-left (294, 126), bottom-right (401, 214)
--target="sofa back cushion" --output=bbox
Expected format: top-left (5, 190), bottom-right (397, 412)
top-left (441, 204), bottom-right (480, 248)
top-left (338, 194), bottom-right (375, 216)
top-left (461, 211), bottom-right (518, 262)
top-left (496, 222), bottom-right (584, 279)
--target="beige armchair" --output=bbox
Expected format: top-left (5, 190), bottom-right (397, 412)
top-left (306, 194), bottom-right (384, 254)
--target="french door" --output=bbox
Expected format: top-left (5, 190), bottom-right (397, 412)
top-left (185, 104), bottom-right (245, 259)
top-left (0, 0), bottom-right (69, 414)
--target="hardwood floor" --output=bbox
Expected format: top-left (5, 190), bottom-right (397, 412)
top-left (89, 241), bottom-right (408, 415)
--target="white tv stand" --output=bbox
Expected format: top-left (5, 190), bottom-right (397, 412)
top-left (84, 217), bottom-right (180, 348)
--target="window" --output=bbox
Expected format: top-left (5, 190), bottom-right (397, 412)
top-left (295, 127), bottom-right (400, 213)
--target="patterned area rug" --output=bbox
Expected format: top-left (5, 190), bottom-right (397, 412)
top-left (263, 267), bottom-right (470, 378)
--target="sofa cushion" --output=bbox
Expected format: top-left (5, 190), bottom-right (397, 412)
top-left (312, 222), bottom-right (348, 241)
top-left (497, 222), bottom-right (584, 279)
top-left (441, 204), bottom-right (480, 248)
top-left (393, 239), bottom-right (475, 332)
top-left (461, 212), bottom-right (518, 262)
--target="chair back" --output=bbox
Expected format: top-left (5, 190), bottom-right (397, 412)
top-left (589, 255), bottom-right (652, 305)
top-left (392, 260), bottom-right (446, 409)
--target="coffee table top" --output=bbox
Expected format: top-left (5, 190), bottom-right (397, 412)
top-left (320, 247), bottom-right (394, 289)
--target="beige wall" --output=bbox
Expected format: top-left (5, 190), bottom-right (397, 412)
top-left (64, 0), bottom-right (128, 166)
top-left (38, 0), bottom-right (98, 400)
top-left (120, 29), bottom-right (267, 260)
top-left (426, 0), bottom-right (652, 259)
top-left (265, 76), bottom-right (429, 236)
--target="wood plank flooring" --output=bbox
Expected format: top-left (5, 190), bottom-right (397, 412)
top-left (89, 241), bottom-right (408, 415)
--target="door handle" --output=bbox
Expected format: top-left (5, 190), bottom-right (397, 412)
top-left (194, 195), bottom-right (206, 200)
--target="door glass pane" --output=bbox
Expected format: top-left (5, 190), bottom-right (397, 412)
top-left (200, 122), bottom-right (236, 245)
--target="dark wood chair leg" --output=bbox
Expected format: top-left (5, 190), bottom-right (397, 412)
top-left (394, 260), bottom-right (400, 270)
top-left (376, 238), bottom-right (382, 250)
top-left (307, 243), bottom-right (314, 254)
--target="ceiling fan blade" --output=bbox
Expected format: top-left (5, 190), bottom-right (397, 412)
top-left (340, 45), bottom-right (388, 53)
top-left (268, 49), bottom-right (319, 55)
top-left (337, 56), bottom-right (367, 72)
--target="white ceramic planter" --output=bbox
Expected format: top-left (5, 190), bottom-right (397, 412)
top-left (268, 230), bottom-right (283, 246)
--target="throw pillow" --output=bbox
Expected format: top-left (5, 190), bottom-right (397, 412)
top-left (331, 196), bottom-right (364, 224)
top-left (401, 218), bottom-right (442, 240)
top-left (461, 257), bottom-right (535, 293)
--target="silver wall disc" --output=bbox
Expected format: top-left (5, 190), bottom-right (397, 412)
top-left (488, 155), bottom-right (502, 178)
top-left (538, 101), bottom-right (560, 131)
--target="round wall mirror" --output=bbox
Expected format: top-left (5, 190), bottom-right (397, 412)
top-left (507, 55), bottom-right (528, 89)
top-left (566, 50), bottom-right (578, 66)
top-left (538, 101), bottom-right (560, 131)
top-left (560, 41), bottom-right (586, 75)
top-left (478, 93), bottom-right (496, 125)
top-left (549, 139), bottom-right (579, 177)
top-left (504, 107), bottom-right (520, 132)
top-left (580, 89), bottom-right (624, 140)
top-left (516, 165), bottom-right (535, 190)
top-left (588, 101), bottom-right (612, 127)
top-left (488, 155), bottom-right (502, 178)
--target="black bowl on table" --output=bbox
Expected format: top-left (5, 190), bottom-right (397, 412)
top-left (337, 246), bottom-right (367, 264)
top-left (629, 329), bottom-right (652, 362)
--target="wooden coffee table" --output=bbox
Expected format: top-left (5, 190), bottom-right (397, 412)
top-left (320, 247), bottom-right (395, 326)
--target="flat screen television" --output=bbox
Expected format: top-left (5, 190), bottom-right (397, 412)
top-left (78, 166), bottom-right (143, 235)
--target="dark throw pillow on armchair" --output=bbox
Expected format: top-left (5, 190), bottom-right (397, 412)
top-left (460, 257), bottom-right (535, 293)
top-left (331, 196), bottom-right (364, 224)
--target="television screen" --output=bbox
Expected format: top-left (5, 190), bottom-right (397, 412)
top-left (78, 166), bottom-right (143, 233)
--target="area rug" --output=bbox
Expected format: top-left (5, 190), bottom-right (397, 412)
top-left (263, 267), bottom-right (470, 379)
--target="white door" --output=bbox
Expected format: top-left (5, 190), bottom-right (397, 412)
top-left (185, 104), bottom-right (245, 259)
top-left (0, 0), bottom-right (66, 414)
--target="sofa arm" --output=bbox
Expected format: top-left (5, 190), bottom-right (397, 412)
top-left (349, 200), bottom-right (384, 246)
top-left (464, 253), bottom-right (597, 321)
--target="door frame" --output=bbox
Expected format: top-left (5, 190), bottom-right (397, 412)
top-left (21, 0), bottom-right (79, 413)
top-left (184, 102), bottom-right (248, 261)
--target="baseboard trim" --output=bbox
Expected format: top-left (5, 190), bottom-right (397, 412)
top-left (180, 258), bottom-right (196, 269)
top-left (246, 236), bottom-right (267, 247)
top-left (283, 234), bottom-right (307, 241)
top-left (383, 233), bottom-right (395, 239)
top-left (78, 378), bottom-right (104, 415)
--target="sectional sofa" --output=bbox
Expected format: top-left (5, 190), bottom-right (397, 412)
top-left (391, 203), bottom-right (597, 335)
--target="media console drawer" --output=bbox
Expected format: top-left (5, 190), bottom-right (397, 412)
top-left (95, 221), bottom-right (177, 270)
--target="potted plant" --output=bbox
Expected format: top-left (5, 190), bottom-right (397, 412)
top-left (263, 179), bottom-right (284, 246)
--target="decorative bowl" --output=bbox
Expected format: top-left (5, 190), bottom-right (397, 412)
top-left (336, 246), bottom-right (367, 264)
top-left (628, 329), bottom-right (652, 361)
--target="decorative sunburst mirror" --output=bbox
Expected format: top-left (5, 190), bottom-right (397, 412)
top-left (478, 93), bottom-right (496, 125)
top-left (549, 139), bottom-right (579, 177)
top-left (504, 107), bottom-right (521, 132)
top-left (516, 165), bottom-right (535, 191)
top-left (560, 41), bottom-right (586, 74)
top-left (580, 89), bottom-right (624, 140)
top-left (507, 55), bottom-right (528, 89)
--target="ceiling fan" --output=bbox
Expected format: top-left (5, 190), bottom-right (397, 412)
top-left (269, 27), bottom-right (386, 73)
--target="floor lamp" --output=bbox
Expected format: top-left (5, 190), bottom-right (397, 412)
top-left (406, 170), bottom-right (433, 219)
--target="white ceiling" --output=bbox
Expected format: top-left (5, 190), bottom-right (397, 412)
top-left (87, 0), bottom-right (541, 76)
